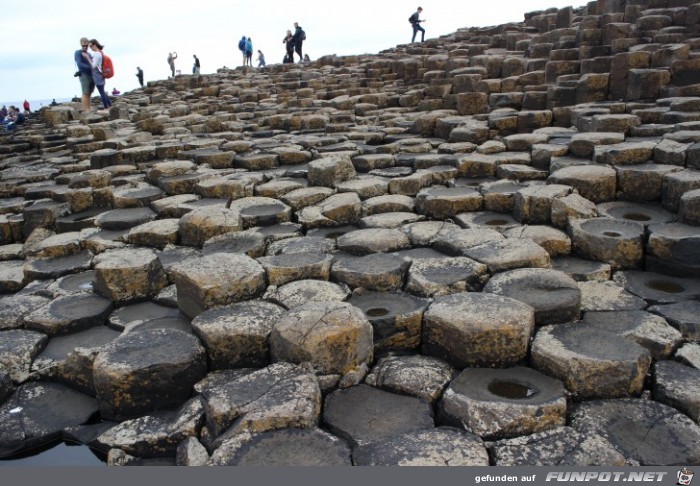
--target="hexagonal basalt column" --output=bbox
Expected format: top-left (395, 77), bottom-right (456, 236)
top-left (423, 292), bottom-right (535, 368)
top-left (531, 322), bottom-right (651, 399)
top-left (93, 247), bottom-right (168, 304)
top-left (270, 301), bottom-right (373, 376)
top-left (439, 367), bottom-right (566, 440)
top-left (569, 217), bottom-right (645, 270)
top-left (483, 268), bottom-right (581, 325)
top-left (93, 328), bottom-right (206, 421)
top-left (169, 253), bottom-right (267, 319)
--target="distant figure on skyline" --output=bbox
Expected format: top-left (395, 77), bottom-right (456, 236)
top-left (409, 7), bottom-right (426, 43)
top-left (50, 99), bottom-right (58, 106)
top-left (136, 67), bottom-right (144, 87)
top-left (292, 22), bottom-right (305, 63)
top-left (111, 88), bottom-right (120, 96)
top-left (238, 36), bottom-right (247, 66)
top-left (167, 52), bottom-right (178, 78)
top-left (74, 37), bottom-right (95, 111)
top-left (193, 54), bottom-right (200, 74)
top-left (245, 38), bottom-right (253, 67)
top-left (86, 39), bottom-right (112, 110)
top-left (257, 50), bottom-right (266, 68)
top-left (303, 54), bottom-right (310, 62)
top-left (283, 30), bottom-right (294, 64)
top-left (22, 100), bottom-right (30, 114)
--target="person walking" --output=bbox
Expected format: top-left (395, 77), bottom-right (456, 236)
top-left (167, 52), bottom-right (178, 78)
top-left (85, 39), bottom-right (112, 110)
top-left (409, 7), bottom-right (426, 43)
top-left (282, 30), bottom-right (294, 63)
top-left (74, 37), bottom-right (95, 111)
top-left (257, 50), bottom-right (266, 67)
top-left (292, 22), bottom-right (305, 63)
top-left (136, 67), bottom-right (144, 87)
top-left (193, 54), bottom-right (201, 74)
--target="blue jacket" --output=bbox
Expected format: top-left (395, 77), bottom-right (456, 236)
top-left (245, 39), bottom-right (253, 54)
top-left (74, 49), bottom-right (92, 75)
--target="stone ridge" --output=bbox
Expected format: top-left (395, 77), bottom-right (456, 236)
top-left (0, 0), bottom-right (699, 466)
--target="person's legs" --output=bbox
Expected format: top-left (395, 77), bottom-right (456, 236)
top-left (418, 24), bottom-right (425, 42)
top-left (79, 74), bottom-right (93, 110)
top-left (96, 84), bottom-right (109, 109)
top-left (295, 42), bottom-right (303, 62)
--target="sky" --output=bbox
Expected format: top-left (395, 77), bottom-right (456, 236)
top-left (0, 0), bottom-right (589, 106)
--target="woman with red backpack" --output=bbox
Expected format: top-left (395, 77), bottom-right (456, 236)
top-left (85, 39), bottom-right (112, 110)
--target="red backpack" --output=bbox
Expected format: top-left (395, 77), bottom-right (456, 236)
top-left (102, 53), bottom-right (115, 79)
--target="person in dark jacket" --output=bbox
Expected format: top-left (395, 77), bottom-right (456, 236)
top-left (136, 67), bottom-right (144, 87)
top-left (283, 30), bottom-right (294, 63)
top-left (409, 7), bottom-right (426, 43)
top-left (292, 22), bottom-right (305, 62)
top-left (74, 37), bottom-right (95, 111)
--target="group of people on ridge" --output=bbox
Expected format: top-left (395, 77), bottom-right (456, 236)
top-left (1, 105), bottom-right (26, 131)
top-left (74, 37), bottom-right (112, 111)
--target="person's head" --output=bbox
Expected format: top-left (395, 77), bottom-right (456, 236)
top-left (294, 22), bottom-right (299, 28)
top-left (417, 6), bottom-right (423, 12)
top-left (88, 39), bottom-right (104, 51)
top-left (80, 37), bottom-right (89, 52)
top-left (247, 37), bottom-right (251, 41)
top-left (287, 29), bottom-right (292, 35)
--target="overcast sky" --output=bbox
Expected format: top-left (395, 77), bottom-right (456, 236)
top-left (0, 0), bottom-right (588, 105)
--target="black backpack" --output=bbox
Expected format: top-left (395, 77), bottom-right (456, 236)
top-left (409, 13), bottom-right (417, 23)
top-left (300, 29), bottom-right (306, 41)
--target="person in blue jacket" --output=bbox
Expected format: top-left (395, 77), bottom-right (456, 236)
top-left (245, 38), bottom-right (253, 66)
top-left (74, 37), bottom-right (95, 111)
top-left (238, 36), bottom-right (248, 66)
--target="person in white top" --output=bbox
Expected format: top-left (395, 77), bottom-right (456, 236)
top-left (85, 39), bottom-right (112, 109)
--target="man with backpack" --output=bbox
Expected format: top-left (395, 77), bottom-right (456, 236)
top-left (238, 36), bottom-right (248, 66)
top-left (409, 7), bottom-right (426, 43)
top-left (292, 22), bottom-right (306, 63)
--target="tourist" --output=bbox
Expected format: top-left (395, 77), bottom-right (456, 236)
top-left (74, 37), bottom-right (95, 111)
top-left (50, 99), bottom-right (58, 106)
top-left (167, 52), bottom-right (178, 78)
top-left (22, 100), bottom-right (30, 114)
top-left (292, 22), bottom-right (305, 62)
top-left (136, 67), bottom-right (144, 87)
top-left (86, 39), bottom-right (112, 109)
top-left (257, 50), bottom-right (266, 68)
top-left (409, 7), bottom-right (426, 43)
top-left (111, 87), bottom-right (120, 96)
top-left (193, 54), bottom-right (200, 74)
top-left (245, 38), bottom-right (253, 67)
top-left (283, 30), bottom-right (294, 64)
top-left (4, 106), bottom-right (25, 131)
top-left (238, 36), bottom-right (247, 66)
top-left (1, 106), bottom-right (7, 118)
top-left (303, 54), bottom-right (310, 62)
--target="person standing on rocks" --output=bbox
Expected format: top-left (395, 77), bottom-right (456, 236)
top-left (136, 66), bottom-right (144, 87)
top-left (193, 54), bottom-right (201, 74)
top-left (409, 7), bottom-right (426, 43)
top-left (238, 36), bottom-right (247, 66)
top-left (257, 50), bottom-right (266, 67)
top-left (85, 39), bottom-right (112, 110)
top-left (292, 22), bottom-right (305, 63)
top-left (245, 38), bottom-right (253, 67)
top-left (74, 37), bottom-right (95, 111)
top-left (283, 30), bottom-right (294, 63)
top-left (167, 51), bottom-right (178, 78)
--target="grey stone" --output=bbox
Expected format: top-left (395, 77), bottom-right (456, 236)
top-left (365, 354), bottom-right (455, 404)
top-left (322, 384), bottom-right (434, 448)
top-left (570, 399), bottom-right (700, 465)
top-left (0, 329), bottom-right (47, 382)
top-left (653, 360), bottom-right (700, 423)
top-left (23, 293), bottom-right (113, 336)
top-left (423, 292), bottom-right (534, 368)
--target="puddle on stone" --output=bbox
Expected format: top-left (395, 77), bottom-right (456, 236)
top-left (622, 213), bottom-right (652, 222)
top-left (488, 380), bottom-right (538, 399)
top-left (645, 279), bottom-right (685, 294)
top-left (366, 307), bottom-right (390, 318)
top-left (0, 441), bottom-right (106, 467)
top-left (603, 231), bottom-right (621, 238)
top-left (485, 219), bottom-right (509, 226)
